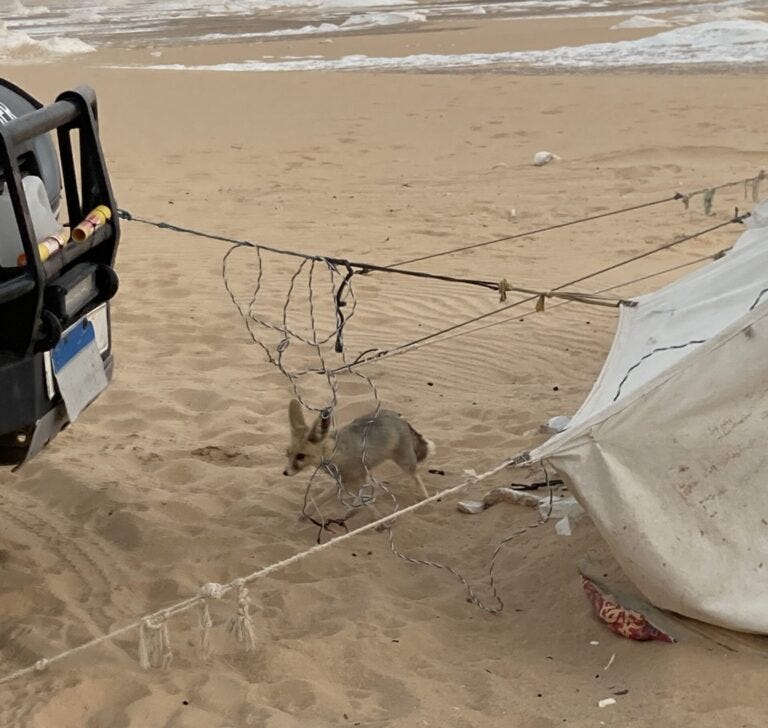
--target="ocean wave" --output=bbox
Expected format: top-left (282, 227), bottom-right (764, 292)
top-left (0, 20), bottom-right (94, 63)
top-left (611, 3), bottom-right (761, 30)
top-left (669, 4), bottom-right (763, 24)
top-left (5, 0), bottom-right (49, 16)
top-left (198, 10), bottom-right (425, 40)
top-left (9, 0), bottom-right (766, 54)
top-left (610, 15), bottom-right (672, 30)
top-left (130, 20), bottom-right (768, 72)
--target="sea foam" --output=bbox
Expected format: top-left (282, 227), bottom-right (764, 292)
top-left (134, 20), bottom-right (768, 72)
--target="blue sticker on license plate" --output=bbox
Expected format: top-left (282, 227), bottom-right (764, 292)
top-left (52, 319), bottom-right (108, 422)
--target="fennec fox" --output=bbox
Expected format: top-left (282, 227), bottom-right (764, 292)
top-left (283, 399), bottom-right (435, 498)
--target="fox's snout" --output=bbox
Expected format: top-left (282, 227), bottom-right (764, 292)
top-left (284, 450), bottom-right (313, 476)
top-left (284, 399), bottom-right (330, 478)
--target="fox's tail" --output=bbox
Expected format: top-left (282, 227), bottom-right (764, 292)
top-left (408, 423), bottom-right (436, 462)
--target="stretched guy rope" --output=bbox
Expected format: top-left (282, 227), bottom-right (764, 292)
top-left (0, 453), bottom-right (528, 687)
top-left (117, 171), bottom-right (765, 281)
top-left (386, 170), bottom-right (765, 268)
top-left (325, 213), bottom-right (748, 374)
top-left (387, 194), bottom-right (681, 268)
top-left (413, 249), bottom-right (731, 354)
top-left (118, 170), bottom-right (764, 304)
top-left (117, 210), bottom-right (630, 306)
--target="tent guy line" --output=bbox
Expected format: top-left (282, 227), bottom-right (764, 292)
top-left (385, 194), bottom-right (681, 269)
top-left (324, 212), bottom-right (749, 375)
top-left (117, 209), bottom-right (631, 307)
top-left (388, 169), bottom-right (765, 268)
top-left (407, 248), bottom-right (733, 356)
top-left (0, 452), bottom-right (529, 687)
top-left (116, 168), bottom-right (764, 303)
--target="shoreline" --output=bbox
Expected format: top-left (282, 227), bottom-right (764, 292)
top-left (12, 11), bottom-right (767, 75)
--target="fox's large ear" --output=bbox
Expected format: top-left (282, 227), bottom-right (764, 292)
top-left (288, 399), bottom-right (307, 434)
top-left (308, 409), bottom-right (332, 443)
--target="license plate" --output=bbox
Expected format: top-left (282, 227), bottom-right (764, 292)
top-left (51, 316), bottom-right (108, 422)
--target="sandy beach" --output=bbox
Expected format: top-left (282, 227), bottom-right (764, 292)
top-left (2, 7), bottom-right (768, 727)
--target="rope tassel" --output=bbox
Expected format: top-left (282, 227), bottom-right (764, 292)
top-left (703, 188), bottom-right (716, 216)
top-left (498, 279), bottom-right (511, 303)
top-left (753, 170), bottom-right (766, 203)
top-left (198, 582), bottom-right (225, 657)
top-left (227, 580), bottom-right (257, 652)
top-left (138, 614), bottom-right (173, 670)
top-left (199, 601), bottom-right (214, 658)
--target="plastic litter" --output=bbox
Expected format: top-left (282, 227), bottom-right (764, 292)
top-left (538, 495), bottom-right (584, 521)
top-left (533, 151), bottom-right (561, 167)
top-left (540, 415), bottom-right (571, 434)
top-left (554, 516), bottom-right (572, 536)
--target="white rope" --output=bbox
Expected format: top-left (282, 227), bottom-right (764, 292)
top-left (0, 453), bottom-right (521, 687)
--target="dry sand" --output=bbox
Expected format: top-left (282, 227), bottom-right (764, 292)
top-left (2, 14), bottom-right (768, 727)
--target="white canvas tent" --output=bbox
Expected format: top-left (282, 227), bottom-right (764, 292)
top-left (527, 200), bottom-right (768, 633)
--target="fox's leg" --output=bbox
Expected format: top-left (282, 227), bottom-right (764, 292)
top-left (399, 460), bottom-right (430, 499)
top-left (335, 494), bottom-right (390, 533)
top-left (412, 471), bottom-right (430, 500)
top-left (331, 466), bottom-right (389, 524)
top-left (393, 443), bottom-right (431, 499)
